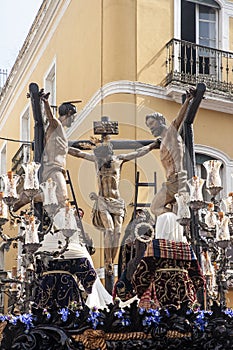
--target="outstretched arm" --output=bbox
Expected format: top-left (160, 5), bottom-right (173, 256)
top-left (118, 139), bottom-right (160, 162)
top-left (40, 92), bottom-right (59, 128)
top-left (172, 88), bottom-right (196, 130)
top-left (68, 147), bottom-right (95, 162)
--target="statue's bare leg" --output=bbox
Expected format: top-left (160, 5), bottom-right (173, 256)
top-left (111, 214), bottom-right (124, 263)
top-left (99, 210), bottom-right (115, 275)
top-left (46, 171), bottom-right (68, 208)
top-left (13, 171), bottom-right (67, 212)
top-left (104, 229), bottom-right (115, 274)
top-left (13, 191), bottom-right (43, 212)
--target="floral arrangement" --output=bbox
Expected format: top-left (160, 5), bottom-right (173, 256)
top-left (0, 301), bottom-right (233, 349)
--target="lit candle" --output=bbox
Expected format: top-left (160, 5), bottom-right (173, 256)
top-left (7, 171), bottom-right (13, 180)
top-left (65, 201), bottom-right (70, 213)
top-left (208, 203), bottom-right (214, 211)
top-left (11, 266), bottom-right (17, 278)
top-left (218, 211), bottom-right (224, 221)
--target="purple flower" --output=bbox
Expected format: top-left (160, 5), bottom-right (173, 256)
top-left (43, 308), bottom-right (51, 320)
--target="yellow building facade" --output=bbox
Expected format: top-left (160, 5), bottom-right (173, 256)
top-left (0, 0), bottom-right (233, 302)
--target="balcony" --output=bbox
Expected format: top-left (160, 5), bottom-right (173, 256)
top-left (165, 38), bottom-right (233, 96)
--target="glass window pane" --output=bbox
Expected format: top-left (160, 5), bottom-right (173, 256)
top-left (200, 22), bottom-right (209, 39)
top-left (199, 5), bottom-right (216, 21)
top-left (199, 5), bottom-right (216, 49)
top-left (200, 22), bottom-right (216, 41)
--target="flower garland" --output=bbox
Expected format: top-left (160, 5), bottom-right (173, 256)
top-left (0, 305), bottom-right (233, 332)
top-left (1, 303), bottom-right (233, 349)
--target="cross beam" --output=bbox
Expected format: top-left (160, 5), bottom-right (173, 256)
top-left (68, 139), bottom-right (158, 150)
top-left (182, 82), bottom-right (206, 267)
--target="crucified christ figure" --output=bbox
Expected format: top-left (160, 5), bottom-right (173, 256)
top-left (68, 139), bottom-right (158, 277)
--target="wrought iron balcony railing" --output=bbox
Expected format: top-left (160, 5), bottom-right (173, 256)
top-left (166, 38), bottom-right (233, 95)
top-left (11, 143), bottom-right (32, 176)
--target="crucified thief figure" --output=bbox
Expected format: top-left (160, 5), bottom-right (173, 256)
top-left (145, 88), bottom-right (196, 217)
top-left (68, 139), bottom-right (159, 276)
top-left (13, 92), bottom-right (76, 211)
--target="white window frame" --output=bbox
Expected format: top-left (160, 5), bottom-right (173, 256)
top-left (20, 106), bottom-right (30, 143)
top-left (174, 0), bottom-right (232, 52)
top-left (0, 142), bottom-right (7, 191)
top-left (196, 4), bottom-right (218, 48)
top-left (44, 59), bottom-right (56, 110)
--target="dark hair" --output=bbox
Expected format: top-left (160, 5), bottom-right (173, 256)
top-left (145, 112), bottom-right (166, 125)
top-left (58, 103), bottom-right (76, 117)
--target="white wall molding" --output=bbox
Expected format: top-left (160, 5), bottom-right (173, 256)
top-left (67, 79), bottom-right (233, 138)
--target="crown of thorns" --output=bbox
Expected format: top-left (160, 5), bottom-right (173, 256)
top-left (93, 143), bottom-right (113, 158)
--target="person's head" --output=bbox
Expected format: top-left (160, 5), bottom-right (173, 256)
top-left (78, 208), bottom-right (84, 219)
top-left (135, 209), bottom-right (147, 219)
top-left (145, 113), bottom-right (166, 137)
top-left (58, 102), bottom-right (77, 127)
top-left (93, 143), bottom-right (114, 161)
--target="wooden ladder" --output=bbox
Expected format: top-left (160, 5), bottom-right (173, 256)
top-left (133, 171), bottom-right (157, 218)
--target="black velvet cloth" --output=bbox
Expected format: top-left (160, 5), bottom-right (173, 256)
top-left (35, 257), bottom-right (97, 308)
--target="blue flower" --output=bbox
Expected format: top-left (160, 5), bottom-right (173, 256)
top-left (122, 318), bottom-right (130, 326)
top-left (164, 308), bottom-right (170, 317)
top-left (186, 309), bottom-right (193, 315)
top-left (139, 307), bottom-right (145, 315)
top-left (9, 316), bottom-right (18, 326)
top-left (194, 310), bottom-right (209, 331)
top-left (141, 308), bottom-right (161, 328)
top-left (87, 308), bottom-right (102, 330)
top-left (114, 308), bottom-right (131, 327)
top-left (114, 309), bottom-right (125, 318)
top-left (19, 313), bottom-right (34, 330)
top-left (0, 315), bottom-right (7, 322)
top-left (59, 308), bottom-right (69, 322)
top-left (224, 308), bottom-right (233, 317)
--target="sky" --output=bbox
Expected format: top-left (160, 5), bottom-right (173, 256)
top-left (0, 0), bottom-right (42, 72)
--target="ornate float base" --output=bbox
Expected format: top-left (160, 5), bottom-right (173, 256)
top-left (1, 301), bottom-right (233, 349)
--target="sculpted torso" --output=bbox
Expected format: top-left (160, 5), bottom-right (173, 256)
top-left (96, 156), bottom-right (122, 199)
top-left (160, 123), bottom-right (184, 179)
top-left (43, 120), bottom-right (68, 169)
